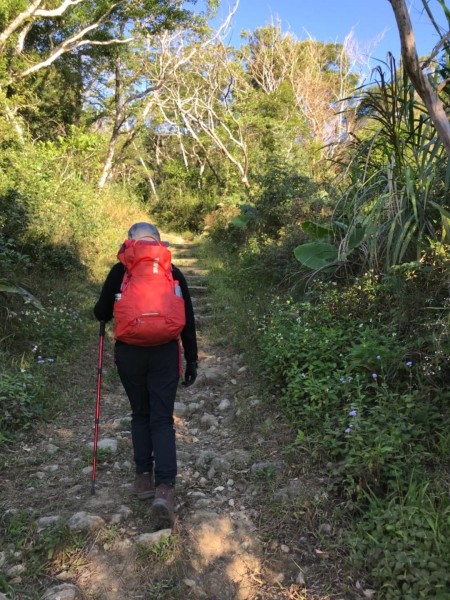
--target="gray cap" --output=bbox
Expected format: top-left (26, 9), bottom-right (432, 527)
top-left (127, 222), bottom-right (160, 241)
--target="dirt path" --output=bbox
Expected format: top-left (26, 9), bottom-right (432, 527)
top-left (0, 239), bottom-right (355, 600)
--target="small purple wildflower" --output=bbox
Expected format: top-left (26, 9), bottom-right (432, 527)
top-left (345, 427), bottom-right (352, 434)
top-left (348, 409), bottom-right (358, 417)
top-left (376, 355), bottom-right (381, 360)
top-left (371, 372), bottom-right (378, 380)
top-left (406, 361), bottom-right (413, 367)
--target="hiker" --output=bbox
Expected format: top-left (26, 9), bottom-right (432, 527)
top-left (94, 222), bottom-right (198, 528)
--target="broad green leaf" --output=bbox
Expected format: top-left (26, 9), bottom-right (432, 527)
top-left (0, 279), bottom-right (44, 310)
top-left (294, 241), bottom-right (339, 270)
top-left (300, 221), bottom-right (333, 240)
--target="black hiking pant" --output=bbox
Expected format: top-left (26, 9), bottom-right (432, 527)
top-left (115, 340), bottom-right (179, 486)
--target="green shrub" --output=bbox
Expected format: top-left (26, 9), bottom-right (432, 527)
top-left (255, 279), bottom-right (449, 496)
top-left (0, 369), bottom-right (50, 439)
top-left (351, 479), bottom-right (450, 599)
top-left (150, 184), bottom-right (218, 233)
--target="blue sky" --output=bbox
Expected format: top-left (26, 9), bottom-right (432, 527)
top-left (209, 0), bottom-right (447, 65)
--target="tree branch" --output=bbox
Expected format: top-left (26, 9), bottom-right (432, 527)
top-left (389, 0), bottom-right (450, 158)
top-left (18, 10), bottom-right (131, 80)
top-left (35, 0), bottom-right (85, 18)
top-left (0, 0), bottom-right (42, 48)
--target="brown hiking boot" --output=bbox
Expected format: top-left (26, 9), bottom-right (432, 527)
top-left (133, 472), bottom-right (155, 500)
top-left (151, 484), bottom-right (176, 529)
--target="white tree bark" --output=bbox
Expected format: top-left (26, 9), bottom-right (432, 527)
top-left (0, 0), bottom-right (43, 48)
top-left (0, 0), bottom-right (131, 83)
top-left (0, 0), bottom-right (86, 49)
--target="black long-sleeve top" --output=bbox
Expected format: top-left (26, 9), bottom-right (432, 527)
top-left (94, 262), bottom-right (198, 363)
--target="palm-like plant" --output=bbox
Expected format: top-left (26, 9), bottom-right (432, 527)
top-left (333, 54), bottom-right (449, 272)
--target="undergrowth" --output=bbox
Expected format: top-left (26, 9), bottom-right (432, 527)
top-left (200, 237), bottom-right (450, 598)
top-left (0, 510), bottom-right (86, 596)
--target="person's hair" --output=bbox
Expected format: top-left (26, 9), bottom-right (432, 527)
top-left (127, 222), bottom-right (160, 241)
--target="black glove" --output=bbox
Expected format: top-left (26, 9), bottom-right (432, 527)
top-left (183, 361), bottom-right (198, 387)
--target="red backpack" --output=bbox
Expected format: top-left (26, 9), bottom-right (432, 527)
top-left (113, 239), bottom-right (186, 346)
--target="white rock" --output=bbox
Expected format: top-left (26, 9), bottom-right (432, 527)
top-left (110, 505), bottom-right (133, 525)
top-left (194, 498), bottom-right (212, 508)
top-left (203, 368), bottom-right (223, 382)
top-left (35, 471), bottom-right (46, 479)
top-left (96, 438), bottom-right (118, 453)
top-left (281, 544), bottom-right (290, 553)
top-left (200, 413), bottom-right (218, 427)
top-left (36, 516), bottom-right (62, 531)
top-left (45, 444), bottom-right (59, 454)
top-left (112, 416), bottom-right (132, 430)
top-left (238, 366), bottom-right (247, 373)
top-left (44, 464), bottom-right (59, 472)
top-left (135, 529), bottom-right (172, 546)
top-left (174, 402), bottom-right (187, 417)
top-left (6, 564), bottom-right (25, 577)
top-left (82, 466), bottom-right (92, 475)
top-left (67, 512), bottom-right (105, 532)
top-left (218, 399), bottom-right (231, 412)
top-left (41, 583), bottom-right (81, 600)
top-left (184, 579), bottom-right (196, 587)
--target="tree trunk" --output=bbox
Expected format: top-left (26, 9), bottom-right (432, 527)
top-left (98, 52), bottom-right (124, 189)
top-left (98, 134), bottom-right (118, 189)
top-left (389, 0), bottom-right (450, 157)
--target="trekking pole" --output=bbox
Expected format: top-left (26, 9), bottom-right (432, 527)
top-left (91, 321), bottom-right (105, 495)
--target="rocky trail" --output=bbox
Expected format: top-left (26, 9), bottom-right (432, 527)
top-left (0, 239), bottom-right (358, 600)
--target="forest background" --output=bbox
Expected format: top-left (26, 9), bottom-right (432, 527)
top-left (1, 0), bottom-right (450, 598)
